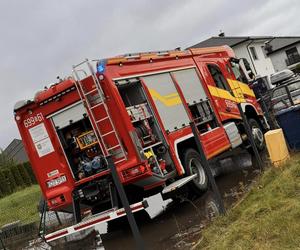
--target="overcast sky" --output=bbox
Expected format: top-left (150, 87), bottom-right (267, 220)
top-left (0, 0), bottom-right (299, 149)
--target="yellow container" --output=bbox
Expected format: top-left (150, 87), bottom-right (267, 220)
top-left (264, 129), bottom-right (289, 167)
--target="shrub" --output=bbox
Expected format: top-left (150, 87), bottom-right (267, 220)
top-left (23, 162), bottom-right (37, 184)
top-left (0, 151), bottom-right (16, 169)
top-left (1, 169), bottom-right (14, 194)
top-left (17, 164), bottom-right (32, 186)
top-left (0, 171), bottom-right (9, 196)
top-left (8, 169), bottom-right (17, 191)
top-left (11, 164), bottom-right (25, 187)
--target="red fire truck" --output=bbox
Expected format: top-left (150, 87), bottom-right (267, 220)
top-left (14, 46), bottom-right (266, 241)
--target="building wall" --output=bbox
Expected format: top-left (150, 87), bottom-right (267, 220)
top-left (233, 41), bottom-right (275, 77)
top-left (269, 43), bottom-right (300, 72)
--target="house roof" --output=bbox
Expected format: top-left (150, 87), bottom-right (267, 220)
top-left (188, 36), bottom-right (273, 49)
top-left (266, 37), bottom-right (300, 54)
top-left (3, 138), bottom-right (28, 163)
top-left (4, 139), bottom-right (22, 154)
top-left (188, 36), bottom-right (300, 54)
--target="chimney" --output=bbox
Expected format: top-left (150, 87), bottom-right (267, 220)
top-left (218, 30), bottom-right (225, 37)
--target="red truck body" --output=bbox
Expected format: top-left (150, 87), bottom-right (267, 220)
top-left (14, 46), bottom-right (264, 215)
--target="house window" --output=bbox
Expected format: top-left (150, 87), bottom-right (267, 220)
top-left (249, 47), bottom-right (258, 60)
top-left (285, 47), bottom-right (300, 66)
top-left (207, 64), bottom-right (231, 91)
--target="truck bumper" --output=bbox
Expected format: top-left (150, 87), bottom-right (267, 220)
top-left (44, 200), bottom-right (148, 242)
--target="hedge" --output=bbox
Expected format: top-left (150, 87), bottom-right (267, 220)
top-left (0, 161), bottom-right (37, 197)
top-left (11, 164), bottom-right (25, 187)
top-left (17, 164), bottom-right (32, 187)
top-left (0, 171), bottom-right (10, 197)
top-left (23, 162), bottom-right (37, 184)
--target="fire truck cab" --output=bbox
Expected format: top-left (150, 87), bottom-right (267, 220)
top-left (14, 46), bottom-right (265, 239)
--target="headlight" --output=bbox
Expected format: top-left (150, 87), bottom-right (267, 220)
top-left (47, 175), bottom-right (67, 188)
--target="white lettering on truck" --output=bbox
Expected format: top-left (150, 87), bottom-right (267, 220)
top-left (24, 113), bottom-right (43, 128)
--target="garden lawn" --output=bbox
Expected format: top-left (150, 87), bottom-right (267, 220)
top-left (197, 155), bottom-right (300, 250)
top-left (0, 185), bottom-right (41, 226)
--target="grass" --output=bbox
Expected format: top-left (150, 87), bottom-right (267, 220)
top-left (0, 185), bottom-right (41, 226)
top-left (197, 155), bottom-right (300, 250)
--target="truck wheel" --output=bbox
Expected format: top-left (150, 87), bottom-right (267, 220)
top-left (204, 191), bottom-right (221, 221)
top-left (184, 149), bottom-right (208, 194)
top-left (248, 118), bottom-right (265, 151)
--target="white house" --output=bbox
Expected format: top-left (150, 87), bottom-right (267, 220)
top-left (189, 36), bottom-right (300, 76)
top-left (265, 37), bottom-right (300, 72)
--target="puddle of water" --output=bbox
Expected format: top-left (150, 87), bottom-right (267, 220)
top-left (101, 152), bottom-right (261, 250)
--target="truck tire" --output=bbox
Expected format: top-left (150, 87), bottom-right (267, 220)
top-left (204, 191), bottom-right (221, 221)
top-left (248, 118), bottom-right (265, 151)
top-left (183, 149), bottom-right (208, 194)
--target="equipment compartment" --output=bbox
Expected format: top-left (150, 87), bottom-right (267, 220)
top-left (50, 103), bottom-right (107, 181)
top-left (116, 78), bottom-right (175, 176)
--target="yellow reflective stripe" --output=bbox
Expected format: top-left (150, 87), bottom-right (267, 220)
top-left (219, 112), bottom-right (242, 120)
top-left (207, 85), bottom-right (245, 103)
top-left (227, 79), bottom-right (255, 97)
top-left (149, 89), bottom-right (182, 106)
top-left (148, 78), bottom-right (254, 107)
top-left (206, 144), bottom-right (231, 159)
top-left (163, 92), bottom-right (180, 99)
top-left (239, 81), bottom-right (255, 97)
top-left (208, 78), bottom-right (255, 103)
top-left (227, 79), bottom-right (244, 99)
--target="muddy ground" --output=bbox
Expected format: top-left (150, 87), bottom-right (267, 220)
top-left (101, 165), bottom-right (260, 250)
top-left (15, 150), bottom-right (263, 250)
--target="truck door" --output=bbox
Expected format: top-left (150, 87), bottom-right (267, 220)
top-left (140, 72), bottom-right (191, 133)
top-left (170, 68), bottom-right (231, 158)
top-left (141, 68), bottom-right (231, 159)
top-left (204, 62), bottom-right (241, 121)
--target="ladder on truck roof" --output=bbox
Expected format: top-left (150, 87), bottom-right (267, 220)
top-left (72, 59), bottom-right (127, 164)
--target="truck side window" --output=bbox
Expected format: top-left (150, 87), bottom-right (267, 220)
top-left (230, 61), bottom-right (249, 83)
top-left (207, 64), bottom-right (230, 92)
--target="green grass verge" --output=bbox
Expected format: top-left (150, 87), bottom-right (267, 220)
top-left (197, 155), bottom-right (300, 250)
top-left (0, 185), bottom-right (41, 226)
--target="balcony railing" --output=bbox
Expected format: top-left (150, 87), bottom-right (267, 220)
top-left (286, 54), bottom-right (300, 66)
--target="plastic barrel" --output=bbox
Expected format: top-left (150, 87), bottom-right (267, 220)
top-left (264, 129), bottom-right (289, 167)
top-left (275, 105), bottom-right (300, 150)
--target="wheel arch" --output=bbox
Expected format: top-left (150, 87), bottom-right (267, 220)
top-left (175, 135), bottom-right (198, 175)
top-left (242, 103), bottom-right (263, 126)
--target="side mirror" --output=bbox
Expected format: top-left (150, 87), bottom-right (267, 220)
top-left (229, 57), bottom-right (254, 83)
top-left (241, 58), bottom-right (252, 71)
top-left (229, 57), bottom-right (240, 64)
top-left (239, 58), bottom-right (255, 81)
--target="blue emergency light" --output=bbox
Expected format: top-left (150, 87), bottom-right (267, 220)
top-left (97, 59), bottom-right (106, 73)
